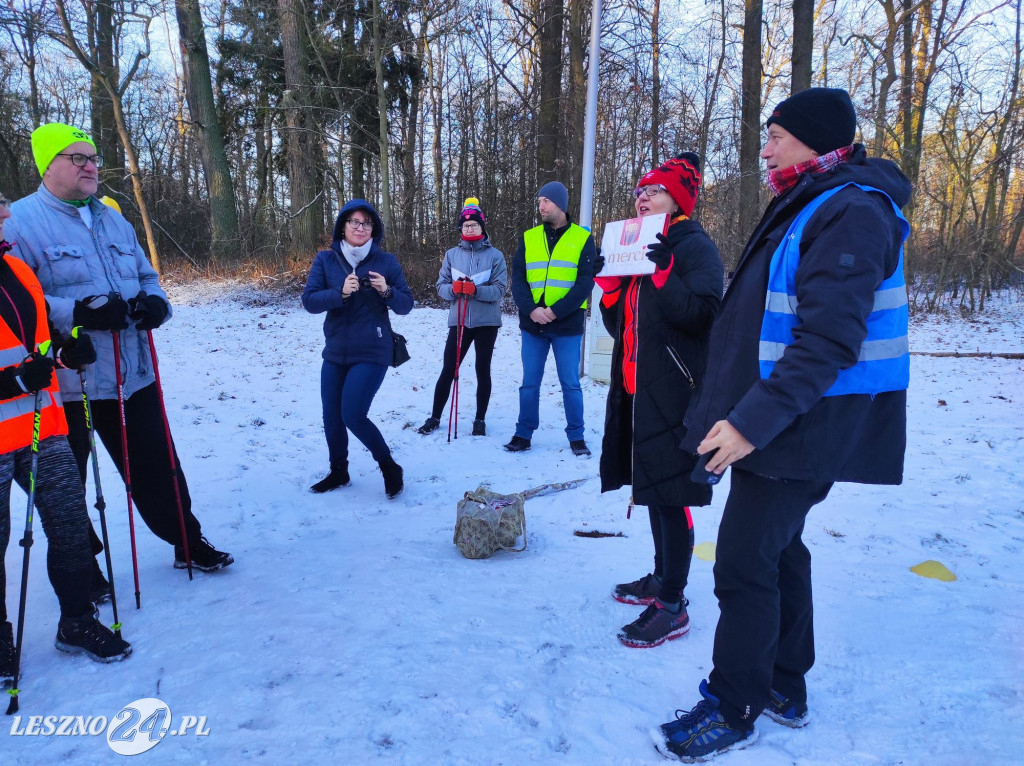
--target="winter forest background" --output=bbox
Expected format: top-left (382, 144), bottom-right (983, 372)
top-left (0, 0), bottom-right (1022, 312)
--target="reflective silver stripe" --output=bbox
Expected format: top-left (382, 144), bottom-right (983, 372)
top-left (548, 259), bottom-right (579, 269)
top-left (858, 335), bottom-right (908, 361)
top-left (0, 389), bottom-right (56, 421)
top-left (528, 279), bottom-right (546, 288)
top-left (761, 336), bottom-right (909, 363)
top-left (873, 286), bottom-right (908, 312)
top-left (545, 279), bottom-right (575, 288)
top-left (765, 290), bottom-right (798, 315)
top-left (0, 345), bottom-right (29, 367)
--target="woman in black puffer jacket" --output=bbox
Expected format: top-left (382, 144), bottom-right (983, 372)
top-left (594, 154), bottom-right (723, 649)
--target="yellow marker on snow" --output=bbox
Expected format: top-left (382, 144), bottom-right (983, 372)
top-left (694, 542), bottom-right (717, 562)
top-left (910, 560), bottom-right (956, 582)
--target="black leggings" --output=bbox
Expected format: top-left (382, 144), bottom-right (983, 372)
top-left (649, 504), bottom-right (695, 604)
top-left (430, 325), bottom-right (499, 421)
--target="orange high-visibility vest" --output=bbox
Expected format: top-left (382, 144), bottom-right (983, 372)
top-left (0, 255), bottom-right (67, 453)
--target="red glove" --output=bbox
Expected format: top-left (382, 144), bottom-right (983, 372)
top-left (453, 278), bottom-right (476, 296)
top-left (594, 275), bottom-right (624, 294)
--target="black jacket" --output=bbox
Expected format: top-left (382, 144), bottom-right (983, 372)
top-left (682, 145), bottom-right (911, 484)
top-left (510, 221), bottom-right (596, 336)
top-left (599, 219), bottom-right (723, 506)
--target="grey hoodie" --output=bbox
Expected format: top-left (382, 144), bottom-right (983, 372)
top-left (436, 237), bottom-right (507, 328)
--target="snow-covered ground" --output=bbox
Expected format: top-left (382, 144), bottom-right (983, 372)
top-left (4, 283), bottom-right (1023, 764)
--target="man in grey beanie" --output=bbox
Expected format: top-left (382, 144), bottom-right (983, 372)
top-left (505, 181), bottom-right (596, 456)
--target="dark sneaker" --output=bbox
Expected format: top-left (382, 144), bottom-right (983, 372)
top-left (310, 462), bottom-right (351, 493)
top-left (89, 561), bottom-right (112, 605)
top-left (55, 616), bottom-right (132, 663)
top-left (652, 680), bottom-right (757, 761)
top-left (763, 689), bottom-right (810, 728)
top-left (472, 419), bottom-right (486, 436)
top-left (569, 439), bottom-right (591, 457)
top-left (1, 620), bottom-right (14, 687)
top-left (380, 458), bottom-right (404, 499)
top-left (417, 416), bottom-right (441, 435)
top-left (175, 536), bottom-right (234, 572)
top-left (504, 436), bottom-right (531, 452)
top-left (613, 572), bottom-right (661, 605)
top-left (618, 599), bottom-right (690, 648)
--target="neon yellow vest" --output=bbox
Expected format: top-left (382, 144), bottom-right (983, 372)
top-left (523, 224), bottom-right (589, 309)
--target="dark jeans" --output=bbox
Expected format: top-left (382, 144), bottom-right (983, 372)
top-left (430, 325), bottom-right (499, 421)
top-left (649, 504), bottom-right (695, 603)
top-left (64, 382), bottom-right (202, 549)
top-left (708, 468), bottom-right (833, 730)
top-left (321, 360), bottom-right (390, 465)
top-left (1, 436), bottom-right (94, 621)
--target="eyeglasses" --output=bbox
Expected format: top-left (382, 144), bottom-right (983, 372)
top-left (0, 198), bottom-right (10, 210)
top-left (461, 222), bottom-right (482, 229)
top-left (56, 152), bottom-right (104, 168)
top-left (346, 219), bottom-right (373, 231)
top-left (633, 184), bottom-right (666, 199)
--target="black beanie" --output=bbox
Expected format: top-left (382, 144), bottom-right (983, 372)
top-left (765, 88), bottom-right (857, 155)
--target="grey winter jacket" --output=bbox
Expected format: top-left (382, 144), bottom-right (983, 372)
top-left (436, 238), bottom-right (507, 328)
top-left (6, 184), bottom-right (168, 401)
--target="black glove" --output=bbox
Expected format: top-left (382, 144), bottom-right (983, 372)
top-left (58, 329), bottom-right (96, 370)
top-left (645, 232), bottom-right (674, 270)
top-left (0, 353), bottom-right (55, 398)
top-left (73, 292), bottom-right (130, 331)
top-left (128, 291), bottom-right (169, 331)
top-left (593, 253), bottom-right (606, 274)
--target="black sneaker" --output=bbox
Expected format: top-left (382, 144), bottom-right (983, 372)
top-left (417, 417), bottom-right (441, 435)
top-left (472, 419), bottom-right (486, 436)
top-left (55, 616), bottom-right (132, 663)
top-left (1, 620), bottom-right (14, 687)
top-left (618, 598), bottom-right (690, 648)
top-left (310, 462), bottom-right (351, 493)
top-left (613, 572), bottom-right (661, 605)
top-left (175, 536), bottom-right (234, 572)
top-left (89, 561), bottom-right (112, 605)
top-left (653, 680), bottom-right (758, 760)
top-left (380, 457), bottom-right (404, 499)
top-left (569, 439), bottom-right (591, 457)
top-left (504, 436), bottom-right (531, 452)
top-left (763, 689), bottom-right (810, 728)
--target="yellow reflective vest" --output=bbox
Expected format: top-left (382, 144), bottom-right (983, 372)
top-left (523, 224), bottom-right (589, 310)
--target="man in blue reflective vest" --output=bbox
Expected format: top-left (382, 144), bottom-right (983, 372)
top-left (652, 89), bottom-right (912, 761)
top-left (506, 181), bottom-right (596, 456)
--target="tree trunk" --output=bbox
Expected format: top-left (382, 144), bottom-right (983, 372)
top-left (739, 0), bottom-right (763, 249)
top-left (650, 0), bottom-right (661, 166)
top-left (791, 0), bottom-right (813, 92)
top-left (175, 0), bottom-right (241, 262)
top-left (537, 0), bottom-right (564, 184)
top-left (371, 0), bottom-right (391, 233)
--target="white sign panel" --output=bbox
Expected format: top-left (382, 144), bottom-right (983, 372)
top-left (596, 213), bottom-right (668, 277)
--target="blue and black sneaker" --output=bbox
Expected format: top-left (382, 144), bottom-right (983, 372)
top-left (763, 688), bottom-right (810, 728)
top-left (652, 680), bottom-right (757, 762)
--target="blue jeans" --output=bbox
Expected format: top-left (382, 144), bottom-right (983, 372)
top-left (515, 331), bottom-right (584, 441)
top-left (321, 361), bottom-right (390, 464)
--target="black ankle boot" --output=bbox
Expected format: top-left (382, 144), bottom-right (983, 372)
top-left (310, 462), bottom-right (351, 493)
top-left (379, 457), bottom-right (404, 499)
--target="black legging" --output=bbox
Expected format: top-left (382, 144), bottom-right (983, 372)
top-left (649, 504), bottom-right (695, 604)
top-left (430, 325), bottom-right (499, 421)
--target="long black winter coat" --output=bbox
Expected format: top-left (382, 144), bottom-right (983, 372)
top-left (682, 145), bottom-right (911, 484)
top-left (599, 219), bottom-right (723, 507)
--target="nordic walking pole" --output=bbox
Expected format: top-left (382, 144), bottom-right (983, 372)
top-left (111, 333), bottom-right (142, 609)
top-left (145, 331), bottom-right (192, 579)
top-left (6, 341), bottom-right (50, 715)
top-left (75, 329), bottom-right (123, 637)
top-left (447, 290), bottom-right (468, 442)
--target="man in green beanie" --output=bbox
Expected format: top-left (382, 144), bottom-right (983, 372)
top-left (6, 124), bottom-right (234, 594)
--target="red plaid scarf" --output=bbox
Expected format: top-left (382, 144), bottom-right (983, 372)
top-left (767, 145), bottom-right (855, 196)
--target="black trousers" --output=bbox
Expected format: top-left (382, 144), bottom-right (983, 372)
top-left (1, 436), bottom-right (93, 622)
top-left (64, 382), bottom-right (202, 550)
top-left (430, 325), bottom-right (499, 422)
top-left (708, 468), bottom-right (833, 730)
top-left (649, 504), bottom-right (695, 603)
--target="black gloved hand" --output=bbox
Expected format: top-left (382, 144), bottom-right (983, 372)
top-left (593, 253), bottom-right (606, 275)
top-left (58, 329), bottom-right (97, 370)
top-left (645, 232), bottom-right (674, 270)
top-left (0, 353), bottom-right (55, 397)
top-left (128, 291), bottom-right (169, 331)
top-left (73, 292), bottom-right (130, 331)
